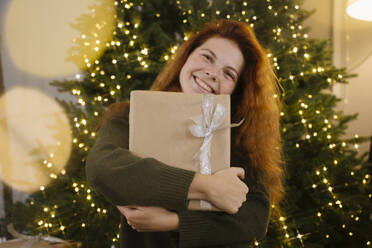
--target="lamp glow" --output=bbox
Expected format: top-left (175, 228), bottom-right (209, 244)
top-left (347, 0), bottom-right (372, 21)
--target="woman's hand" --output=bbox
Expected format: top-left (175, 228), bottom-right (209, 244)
top-left (117, 206), bottom-right (179, 232)
top-left (188, 167), bottom-right (249, 214)
top-left (208, 167), bottom-right (249, 214)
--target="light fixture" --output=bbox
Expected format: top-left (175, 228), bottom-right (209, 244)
top-left (347, 0), bottom-right (372, 21)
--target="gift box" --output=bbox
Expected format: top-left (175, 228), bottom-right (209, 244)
top-left (129, 90), bottom-right (232, 211)
top-left (0, 224), bottom-right (81, 248)
top-left (0, 239), bottom-right (80, 248)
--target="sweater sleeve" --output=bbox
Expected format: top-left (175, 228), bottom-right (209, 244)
top-left (177, 179), bottom-right (270, 248)
top-left (85, 111), bottom-right (196, 210)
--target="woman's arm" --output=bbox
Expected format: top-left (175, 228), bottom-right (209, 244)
top-left (118, 181), bottom-right (269, 248)
top-left (85, 112), bottom-right (195, 210)
top-left (86, 109), bottom-right (248, 212)
top-left (177, 183), bottom-right (270, 248)
top-left (117, 166), bottom-right (250, 232)
top-left (117, 205), bottom-right (179, 232)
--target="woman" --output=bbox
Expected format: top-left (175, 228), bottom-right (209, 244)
top-left (86, 19), bottom-right (284, 248)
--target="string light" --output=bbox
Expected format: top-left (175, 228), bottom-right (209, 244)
top-left (21, 2), bottom-right (370, 247)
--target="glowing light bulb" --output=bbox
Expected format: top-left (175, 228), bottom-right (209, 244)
top-left (347, 0), bottom-right (372, 21)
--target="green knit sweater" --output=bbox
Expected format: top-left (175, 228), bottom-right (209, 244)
top-left (85, 107), bottom-right (270, 248)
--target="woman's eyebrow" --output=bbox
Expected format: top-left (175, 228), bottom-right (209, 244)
top-left (200, 48), bottom-right (239, 76)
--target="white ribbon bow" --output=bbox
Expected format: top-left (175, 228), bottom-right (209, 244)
top-left (189, 95), bottom-right (244, 210)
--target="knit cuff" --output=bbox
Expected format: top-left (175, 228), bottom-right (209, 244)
top-left (149, 158), bottom-right (196, 210)
top-left (178, 211), bottom-right (212, 248)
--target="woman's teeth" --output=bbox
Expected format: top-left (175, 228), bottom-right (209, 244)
top-left (193, 76), bottom-right (213, 93)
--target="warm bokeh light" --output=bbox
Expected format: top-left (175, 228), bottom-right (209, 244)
top-left (0, 87), bottom-right (72, 192)
top-left (347, 0), bottom-right (372, 21)
top-left (4, 0), bottom-right (115, 78)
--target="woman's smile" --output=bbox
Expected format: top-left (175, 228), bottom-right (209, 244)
top-left (192, 75), bottom-right (214, 94)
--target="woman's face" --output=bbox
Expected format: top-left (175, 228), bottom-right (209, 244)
top-left (179, 37), bottom-right (244, 95)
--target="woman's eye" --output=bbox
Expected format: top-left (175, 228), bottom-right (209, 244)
top-left (202, 54), bottom-right (212, 62)
top-left (226, 71), bottom-right (235, 80)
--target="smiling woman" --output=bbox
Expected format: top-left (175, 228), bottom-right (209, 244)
top-left (86, 19), bottom-right (284, 248)
top-left (179, 37), bottom-right (244, 95)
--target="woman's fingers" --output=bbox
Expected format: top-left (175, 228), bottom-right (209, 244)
top-left (230, 167), bottom-right (245, 180)
top-left (244, 183), bottom-right (249, 194)
top-left (119, 206), bottom-right (179, 232)
top-left (206, 167), bottom-right (249, 214)
top-left (117, 205), bottom-right (140, 220)
top-left (117, 206), bottom-right (128, 216)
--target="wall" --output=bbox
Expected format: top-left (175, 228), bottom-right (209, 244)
top-left (303, 0), bottom-right (371, 155)
top-left (332, 0), bottom-right (372, 154)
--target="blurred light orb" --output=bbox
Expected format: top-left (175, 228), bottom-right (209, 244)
top-left (347, 0), bottom-right (372, 21)
top-left (5, 0), bottom-right (115, 78)
top-left (0, 87), bottom-right (72, 192)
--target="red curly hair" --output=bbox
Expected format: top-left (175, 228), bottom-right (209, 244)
top-left (103, 19), bottom-right (284, 204)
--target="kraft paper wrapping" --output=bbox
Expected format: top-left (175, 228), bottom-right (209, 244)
top-left (0, 224), bottom-right (81, 248)
top-left (0, 240), bottom-right (80, 248)
top-left (129, 90), bottom-right (231, 211)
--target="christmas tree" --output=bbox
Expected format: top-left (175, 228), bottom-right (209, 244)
top-left (8, 0), bottom-right (371, 247)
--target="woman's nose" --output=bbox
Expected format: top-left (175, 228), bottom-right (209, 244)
top-left (205, 70), bottom-right (217, 82)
